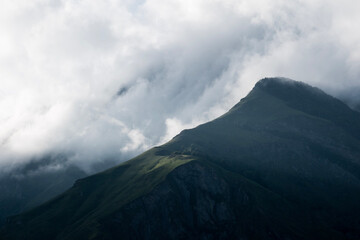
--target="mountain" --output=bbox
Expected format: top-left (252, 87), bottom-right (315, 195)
top-left (2, 77), bottom-right (360, 239)
top-left (0, 155), bottom-right (120, 225)
top-left (338, 87), bottom-right (360, 113)
top-left (354, 104), bottom-right (360, 112)
top-left (0, 155), bottom-right (87, 225)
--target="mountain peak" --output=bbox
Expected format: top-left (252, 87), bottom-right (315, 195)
top-left (257, 77), bottom-right (298, 85)
top-left (226, 77), bottom-right (360, 141)
top-left (251, 77), bottom-right (343, 109)
top-left (229, 77), bottom-right (328, 116)
top-left (254, 77), bottom-right (324, 97)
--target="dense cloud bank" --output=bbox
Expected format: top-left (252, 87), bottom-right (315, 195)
top-left (1, 0), bottom-right (360, 173)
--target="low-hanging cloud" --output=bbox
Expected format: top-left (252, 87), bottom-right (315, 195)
top-left (1, 0), bottom-right (360, 173)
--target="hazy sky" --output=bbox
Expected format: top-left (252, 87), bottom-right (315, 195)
top-left (1, 0), bottom-right (360, 173)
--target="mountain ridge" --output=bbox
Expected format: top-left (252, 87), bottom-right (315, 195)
top-left (2, 77), bottom-right (360, 239)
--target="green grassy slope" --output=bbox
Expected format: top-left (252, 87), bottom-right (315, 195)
top-left (1, 149), bottom-right (195, 239)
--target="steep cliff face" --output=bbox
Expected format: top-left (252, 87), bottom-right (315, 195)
top-left (2, 78), bottom-right (360, 239)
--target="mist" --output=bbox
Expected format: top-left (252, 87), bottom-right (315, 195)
top-left (1, 0), bottom-right (360, 174)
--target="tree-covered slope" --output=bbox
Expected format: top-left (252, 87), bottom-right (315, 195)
top-left (2, 78), bottom-right (360, 239)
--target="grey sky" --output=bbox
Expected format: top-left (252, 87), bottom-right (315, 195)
top-left (1, 0), bottom-right (359, 173)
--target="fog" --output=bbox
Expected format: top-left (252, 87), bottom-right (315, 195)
top-left (1, 0), bottom-right (360, 173)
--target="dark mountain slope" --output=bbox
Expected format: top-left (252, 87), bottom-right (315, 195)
top-left (0, 156), bottom-right (86, 225)
top-left (165, 78), bottom-right (360, 230)
top-left (2, 77), bottom-right (360, 239)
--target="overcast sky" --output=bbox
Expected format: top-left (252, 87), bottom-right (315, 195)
top-left (1, 0), bottom-right (360, 173)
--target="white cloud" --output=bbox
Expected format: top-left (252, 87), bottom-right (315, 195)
top-left (0, 0), bottom-right (359, 172)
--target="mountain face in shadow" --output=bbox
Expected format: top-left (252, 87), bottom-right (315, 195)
top-left (2, 78), bottom-right (360, 240)
top-left (0, 155), bottom-right (120, 224)
top-left (0, 156), bottom-right (87, 225)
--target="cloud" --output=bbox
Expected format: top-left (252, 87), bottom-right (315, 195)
top-left (1, 0), bottom-right (360, 173)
